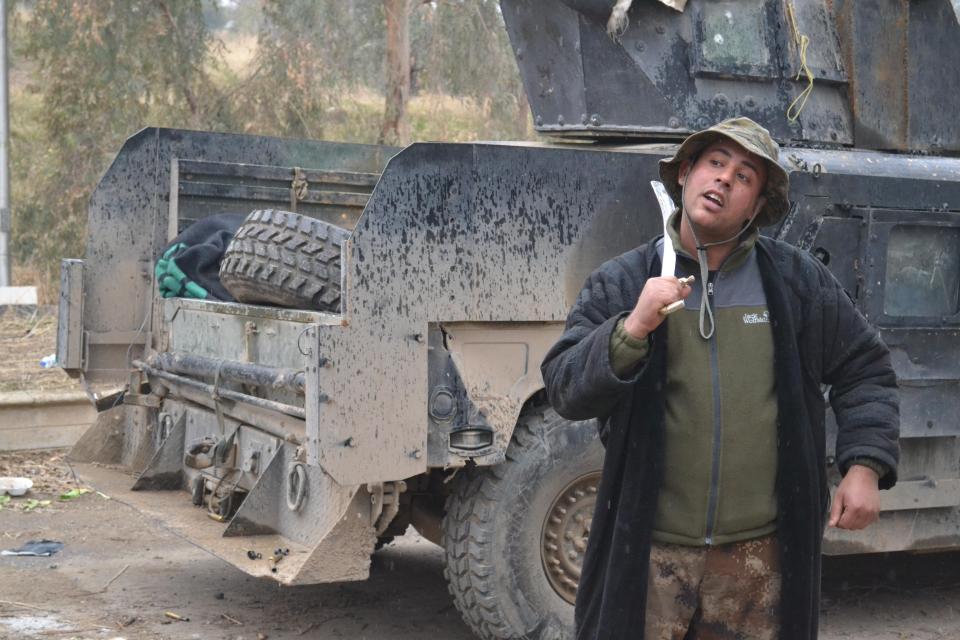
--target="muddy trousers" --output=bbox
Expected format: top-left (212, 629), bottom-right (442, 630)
top-left (643, 534), bottom-right (780, 640)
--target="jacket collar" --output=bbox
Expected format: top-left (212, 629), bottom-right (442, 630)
top-left (665, 209), bottom-right (759, 272)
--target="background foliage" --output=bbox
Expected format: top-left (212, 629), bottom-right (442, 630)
top-left (8, 0), bottom-right (532, 301)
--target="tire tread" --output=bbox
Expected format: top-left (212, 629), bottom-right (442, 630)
top-left (442, 417), bottom-right (547, 640)
top-left (219, 209), bottom-right (349, 311)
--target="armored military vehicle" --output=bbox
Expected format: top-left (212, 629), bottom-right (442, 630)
top-left (59, 1), bottom-right (960, 638)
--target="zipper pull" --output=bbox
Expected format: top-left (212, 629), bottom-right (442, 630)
top-left (707, 281), bottom-right (714, 297)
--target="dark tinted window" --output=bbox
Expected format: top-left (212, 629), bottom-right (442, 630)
top-left (884, 226), bottom-right (960, 317)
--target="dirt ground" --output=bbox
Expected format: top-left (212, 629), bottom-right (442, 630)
top-left (0, 307), bottom-right (81, 393)
top-left (1, 451), bottom-right (959, 640)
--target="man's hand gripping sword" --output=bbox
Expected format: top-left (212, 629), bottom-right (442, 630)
top-left (650, 181), bottom-right (694, 316)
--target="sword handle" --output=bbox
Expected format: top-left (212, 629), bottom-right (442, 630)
top-left (658, 276), bottom-right (695, 316)
top-left (659, 300), bottom-right (685, 316)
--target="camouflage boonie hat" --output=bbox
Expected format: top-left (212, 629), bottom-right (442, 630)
top-left (658, 117), bottom-right (790, 228)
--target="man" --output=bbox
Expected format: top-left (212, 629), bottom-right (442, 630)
top-left (541, 117), bottom-right (899, 640)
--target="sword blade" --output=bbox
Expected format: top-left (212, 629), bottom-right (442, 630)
top-left (650, 180), bottom-right (677, 278)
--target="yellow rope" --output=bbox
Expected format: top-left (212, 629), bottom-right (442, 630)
top-left (786, 2), bottom-right (814, 123)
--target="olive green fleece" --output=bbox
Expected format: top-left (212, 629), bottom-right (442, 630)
top-left (849, 457), bottom-right (888, 479)
top-left (653, 301), bottom-right (778, 545)
top-left (611, 212), bottom-right (779, 546)
top-left (610, 319), bottom-right (650, 375)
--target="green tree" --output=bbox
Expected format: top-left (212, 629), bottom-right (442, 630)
top-left (12, 0), bottom-right (226, 284)
top-left (233, 0), bottom-right (385, 140)
top-left (414, 0), bottom-right (529, 138)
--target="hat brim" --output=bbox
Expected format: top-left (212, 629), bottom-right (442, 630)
top-left (657, 131), bottom-right (790, 228)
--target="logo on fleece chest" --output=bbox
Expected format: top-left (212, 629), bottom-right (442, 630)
top-left (742, 311), bottom-right (770, 325)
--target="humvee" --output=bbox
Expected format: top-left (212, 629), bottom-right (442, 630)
top-left (59, 1), bottom-right (960, 638)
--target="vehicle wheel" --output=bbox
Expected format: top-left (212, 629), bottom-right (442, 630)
top-left (219, 209), bottom-right (349, 312)
top-left (443, 406), bottom-right (603, 640)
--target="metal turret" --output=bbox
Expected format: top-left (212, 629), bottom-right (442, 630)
top-left (502, 0), bottom-right (960, 153)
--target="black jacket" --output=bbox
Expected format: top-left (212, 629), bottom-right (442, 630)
top-left (541, 236), bottom-right (899, 640)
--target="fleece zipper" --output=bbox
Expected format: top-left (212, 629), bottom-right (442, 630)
top-left (703, 276), bottom-right (722, 545)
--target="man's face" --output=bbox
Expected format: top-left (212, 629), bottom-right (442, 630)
top-left (677, 139), bottom-right (767, 243)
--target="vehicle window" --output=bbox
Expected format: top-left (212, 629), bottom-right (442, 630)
top-left (697, 2), bottom-right (771, 74)
top-left (884, 225), bottom-right (960, 317)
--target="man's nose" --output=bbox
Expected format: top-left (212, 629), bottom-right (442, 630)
top-left (715, 167), bottom-right (734, 187)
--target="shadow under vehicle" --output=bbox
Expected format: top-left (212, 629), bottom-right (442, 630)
top-left (58, 1), bottom-right (960, 638)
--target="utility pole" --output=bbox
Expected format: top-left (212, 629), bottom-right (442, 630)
top-left (0, 0), bottom-right (9, 287)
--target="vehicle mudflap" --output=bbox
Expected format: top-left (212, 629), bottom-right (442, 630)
top-left (131, 413), bottom-right (186, 491)
top-left (69, 402), bottom-right (142, 467)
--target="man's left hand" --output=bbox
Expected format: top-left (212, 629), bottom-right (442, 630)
top-left (828, 465), bottom-right (881, 530)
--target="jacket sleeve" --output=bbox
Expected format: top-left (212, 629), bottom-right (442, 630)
top-left (816, 263), bottom-right (900, 489)
top-left (540, 254), bottom-right (652, 421)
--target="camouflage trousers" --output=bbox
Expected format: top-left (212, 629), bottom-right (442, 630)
top-left (644, 534), bottom-right (780, 640)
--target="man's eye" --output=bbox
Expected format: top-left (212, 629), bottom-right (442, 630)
top-left (737, 172), bottom-right (750, 183)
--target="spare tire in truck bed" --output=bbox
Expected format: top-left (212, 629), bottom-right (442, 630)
top-left (219, 209), bottom-right (349, 312)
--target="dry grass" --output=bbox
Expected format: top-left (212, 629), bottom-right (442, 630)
top-left (9, 262), bottom-right (58, 305)
top-left (217, 31), bottom-right (258, 73)
top-left (322, 88), bottom-right (532, 143)
top-left (0, 307), bottom-right (81, 393)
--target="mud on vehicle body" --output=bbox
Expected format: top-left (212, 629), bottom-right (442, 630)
top-left (59, 2), bottom-right (960, 639)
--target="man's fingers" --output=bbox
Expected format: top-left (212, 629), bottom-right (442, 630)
top-left (831, 498), bottom-right (879, 530)
top-left (833, 496), bottom-right (866, 529)
top-left (837, 510), bottom-right (863, 530)
top-left (831, 468), bottom-right (881, 530)
top-left (675, 276), bottom-right (694, 297)
top-left (843, 504), bottom-right (878, 530)
top-left (838, 506), bottom-right (859, 530)
top-left (828, 492), bottom-right (843, 527)
top-left (629, 276), bottom-right (698, 332)
top-left (659, 277), bottom-right (694, 312)
top-left (659, 300), bottom-right (685, 316)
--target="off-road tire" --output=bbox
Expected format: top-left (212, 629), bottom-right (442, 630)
top-left (219, 209), bottom-right (349, 312)
top-left (443, 406), bottom-right (603, 640)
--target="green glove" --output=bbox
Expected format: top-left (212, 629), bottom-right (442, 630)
top-left (155, 243), bottom-right (209, 299)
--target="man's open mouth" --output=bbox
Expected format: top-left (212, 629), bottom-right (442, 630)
top-left (703, 190), bottom-right (724, 208)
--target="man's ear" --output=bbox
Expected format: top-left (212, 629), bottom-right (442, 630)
top-left (678, 160), bottom-right (690, 187)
